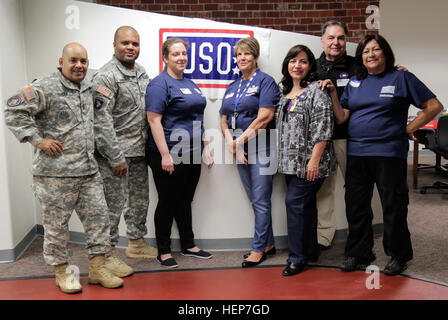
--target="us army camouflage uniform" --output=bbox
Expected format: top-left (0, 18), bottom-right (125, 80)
top-left (92, 56), bottom-right (150, 246)
top-left (4, 71), bottom-right (111, 265)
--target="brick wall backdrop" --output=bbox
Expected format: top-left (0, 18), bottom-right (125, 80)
top-left (93, 0), bottom-right (380, 43)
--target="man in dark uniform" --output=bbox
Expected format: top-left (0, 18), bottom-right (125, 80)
top-left (315, 21), bottom-right (356, 250)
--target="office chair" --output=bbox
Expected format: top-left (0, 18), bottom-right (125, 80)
top-left (414, 129), bottom-right (443, 172)
top-left (419, 115), bottom-right (448, 194)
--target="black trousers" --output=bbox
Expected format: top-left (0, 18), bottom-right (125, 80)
top-left (285, 175), bottom-right (324, 264)
top-left (345, 156), bottom-right (413, 262)
top-left (148, 151), bottom-right (201, 254)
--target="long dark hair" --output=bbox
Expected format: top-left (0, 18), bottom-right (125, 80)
top-left (355, 34), bottom-right (396, 79)
top-left (280, 45), bottom-right (317, 95)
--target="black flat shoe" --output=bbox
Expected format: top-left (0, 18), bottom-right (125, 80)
top-left (181, 249), bottom-right (213, 259)
top-left (318, 244), bottom-right (331, 251)
top-left (384, 258), bottom-right (407, 276)
top-left (340, 257), bottom-right (374, 272)
top-left (282, 262), bottom-right (305, 276)
top-left (241, 253), bottom-right (266, 268)
top-left (156, 255), bottom-right (178, 268)
top-left (243, 247), bottom-right (276, 259)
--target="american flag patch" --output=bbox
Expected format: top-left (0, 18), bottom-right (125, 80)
top-left (96, 85), bottom-right (112, 97)
top-left (22, 87), bottom-right (36, 101)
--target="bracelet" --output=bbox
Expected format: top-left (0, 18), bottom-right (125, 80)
top-left (235, 137), bottom-right (243, 146)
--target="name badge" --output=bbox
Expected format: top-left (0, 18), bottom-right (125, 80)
top-left (180, 88), bottom-right (192, 95)
top-left (225, 92), bottom-right (235, 99)
top-left (349, 80), bottom-right (361, 88)
top-left (298, 92), bottom-right (308, 101)
top-left (337, 79), bottom-right (350, 87)
top-left (381, 86), bottom-right (395, 94)
top-left (246, 85), bottom-right (259, 95)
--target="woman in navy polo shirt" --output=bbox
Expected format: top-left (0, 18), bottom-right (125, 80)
top-left (276, 45), bottom-right (336, 276)
top-left (324, 34), bottom-right (444, 275)
top-left (146, 38), bottom-right (214, 268)
top-left (219, 37), bottom-right (280, 268)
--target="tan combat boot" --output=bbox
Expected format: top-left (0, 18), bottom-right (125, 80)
top-left (88, 254), bottom-right (124, 289)
top-left (125, 238), bottom-right (158, 259)
top-left (104, 247), bottom-right (134, 277)
top-left (54, 263), bottom-right (82, 294)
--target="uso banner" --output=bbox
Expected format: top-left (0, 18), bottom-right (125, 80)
top-left (159, 28), bottom-right (271, 99)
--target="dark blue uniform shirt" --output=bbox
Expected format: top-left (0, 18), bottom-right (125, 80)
top-left (340, 70), bottom-right (435, 159)
top-left (145, 70), bottom-right (207, 155)
top-left (219, 71), bottom-right (280, 153)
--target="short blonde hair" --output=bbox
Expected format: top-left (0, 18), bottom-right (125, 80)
top-left (234, 37), bottom-right (260, 58)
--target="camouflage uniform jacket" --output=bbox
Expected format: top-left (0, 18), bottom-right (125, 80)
top-left (275, 81), bottom-right (336, 179)
top-left (92, 56), bottom-right (149, 168)
top-left (4, 71), bottom-right (98, 177)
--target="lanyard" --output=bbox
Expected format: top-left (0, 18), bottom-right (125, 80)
top-left (234, 71), bottom-right (257, 113)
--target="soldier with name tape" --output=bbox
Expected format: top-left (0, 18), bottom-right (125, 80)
top-left (92, 26), bottom-right (156, 277)
top-left (3, 42), bottom-right (124, 293)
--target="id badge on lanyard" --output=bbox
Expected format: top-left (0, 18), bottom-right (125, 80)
top-left (232, 72), bottom-right (257, 129)
top-left (231, 114), bottom-right (237, 130)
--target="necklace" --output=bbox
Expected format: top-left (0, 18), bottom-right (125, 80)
top-left (287, 86), bottom-right (306, 100)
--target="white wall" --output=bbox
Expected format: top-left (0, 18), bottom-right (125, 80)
top-left (0, 0), bottom-right (37, 253)
top-left (381, 0), bottom-right (447, 117)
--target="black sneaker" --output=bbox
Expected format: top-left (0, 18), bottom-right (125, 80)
top-left (384, 258), bottom-right (407, 276)
top-left (340, 257), bottom-right (373, 272)
top-left (181, 249), bottom-right (213, 259)
top-left (156, 255), bottom-right (178, 268)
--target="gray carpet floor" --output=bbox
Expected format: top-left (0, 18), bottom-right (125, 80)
top-left (1, 156), bottom-right (447, 286)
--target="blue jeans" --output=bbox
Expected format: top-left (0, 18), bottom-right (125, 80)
top-left (285, 175), bottom-right (324, 264)
top-left (237, 152), bottom-right (274, 252)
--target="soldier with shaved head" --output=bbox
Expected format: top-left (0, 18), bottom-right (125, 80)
top-left (92, 26), bottom-right (156, 277)
top-left (4, 42), bottom-right (124, 293)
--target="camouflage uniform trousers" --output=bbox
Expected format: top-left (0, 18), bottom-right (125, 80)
top-left (97, 156), bottom-right (149, 246)
top-left (33, 172), bottom-right (111, 265)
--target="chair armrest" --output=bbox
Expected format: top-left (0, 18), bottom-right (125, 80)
top-left (415, 129), bottom-right (436, 148)
top-left (426, 130), bottom-right (437, 149)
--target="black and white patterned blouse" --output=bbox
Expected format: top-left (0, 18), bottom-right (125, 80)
top-left (275, 81), bottom-right (337, 178)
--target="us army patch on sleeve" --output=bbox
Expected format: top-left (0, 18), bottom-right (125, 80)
top-left (22, 87), bottom-right (36, 101)
top-left (94, 98), bottom-right (105, 110)
top-left (96, 85), bottom-right (112, 98)
top-left (7, 94), bottom-right (25, 107)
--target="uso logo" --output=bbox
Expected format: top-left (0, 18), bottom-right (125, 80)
top-left (159, 29), bottom-right (254, 88)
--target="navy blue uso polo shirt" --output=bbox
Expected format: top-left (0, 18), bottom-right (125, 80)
top-left (219, 71), bottom-right (280, 153)
top-left (145, 70), bottom-right (207, 155)
top-left (340, 70), bottom-right (436, 159)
